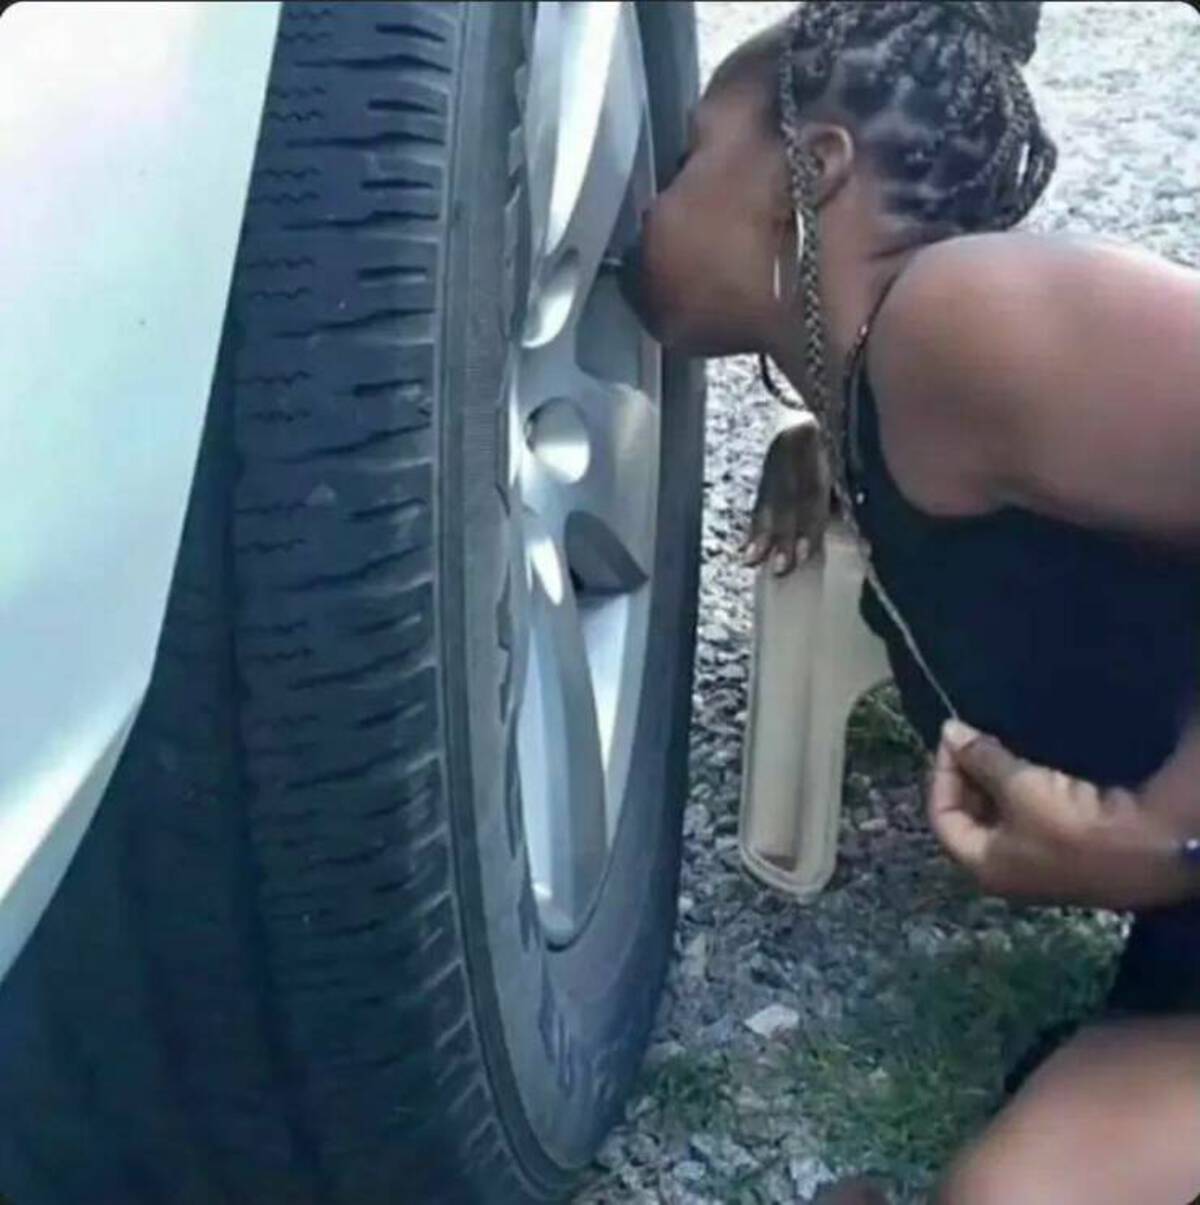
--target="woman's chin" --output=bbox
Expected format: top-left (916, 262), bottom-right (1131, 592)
top-left (646, 316), bottom-right (753, 359)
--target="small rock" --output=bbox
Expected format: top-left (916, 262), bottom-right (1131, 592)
top-left (789, 1155), bottom-right (835, 1198)
top-left (684, 803), bottom-right (712, 838)
top-left (689, 1132), bottom-right (756, 1175)
top-left (744, 1003), bottom-right (800, 1039)
top-left (748, 952), bottom-right (791, 989)
top-left (714, 812), bottom-right (739, 836)
top-left (644, 1040), bottom-right (685, 1070)
top-left (627, 1132), bottom-right (661, 1167)
top-left (868, 1066), bottom-right (892, 1094)
top-left (734, 1086), bottom-right (768, 1113)
top-left (762, 1167), bottom-right (795, 1204)
top-left (593, 1134), bottom-right (626, 1172)
top-left (779, 1125), bottom-right (821, 1161)
top-left (681, 932), bottom-right (709, 980)
top-left (673, 1159), bottom-right (708, 1184)
top-left (905, 921), bottom-right (945, 956)
top-left (700, 1015), bottom-right (736, 1045)
top-left (978, 927), bottom-right (1014, 955)
top-left (668, 1191), bottom-right (722, 1205)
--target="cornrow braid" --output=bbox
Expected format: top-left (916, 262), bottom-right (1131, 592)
top-left (765, 1), bottom-right (1057, 717)
top-left (773, 20), bottom-right (850, 516)
top-left (770, 0), bottom-right (1056, 492)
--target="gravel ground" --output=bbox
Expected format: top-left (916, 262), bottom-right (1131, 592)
top-left (578, 4), bottom-right (1200, 1204)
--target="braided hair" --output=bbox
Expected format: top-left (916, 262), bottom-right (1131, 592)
top-left (765, 1), bottom-right (1057, 519)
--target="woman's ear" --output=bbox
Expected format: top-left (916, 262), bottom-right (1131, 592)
top-left (797, 123), bottom-right (855, 205)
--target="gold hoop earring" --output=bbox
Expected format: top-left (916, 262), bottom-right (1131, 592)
top-left (772, 209), bottom-right (805, 304)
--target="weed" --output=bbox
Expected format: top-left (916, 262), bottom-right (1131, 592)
top-left (791, 917), bottom-right (1121, 1184)
top-left (847, 685), bottom-right (925, 772)
top-left (643, 1049), bottom-right (737, 1136)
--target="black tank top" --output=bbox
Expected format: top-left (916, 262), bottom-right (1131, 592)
top-left (844, 326), bottom-right (1200, 789)
top-left (842, 301), bottom-right (1200, 1014)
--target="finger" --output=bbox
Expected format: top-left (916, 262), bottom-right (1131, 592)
top-left (801, 522), bottom-right (826, 558)
top-left (800, 502), bottom-right (829, 554)
top-left (795, 537), bottom-right (811, 565)
top-left (940, 719), bottom-right (1028, 811)
top-left (772, 542), bottom-right (797, 576)
top-left (742, 534), bottom-right (770, 566)
top-left (927, 738), bottom-right (992, 868)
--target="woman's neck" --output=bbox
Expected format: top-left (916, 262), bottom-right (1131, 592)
top-left (763, 206), bottom-right (935, 407)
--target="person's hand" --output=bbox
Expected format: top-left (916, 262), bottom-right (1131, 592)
top-left (742, 414), bottom-right (830, 576)
top-left (927, 719), bottom-right (1186, 910)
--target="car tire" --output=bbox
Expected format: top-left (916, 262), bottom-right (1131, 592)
top-left (0, 4), bottom-right (703, 1204)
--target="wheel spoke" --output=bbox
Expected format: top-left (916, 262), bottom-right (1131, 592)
top-left (521, 0), bottom-right (563, 274)
top-left (523, 1), bottom-right (648, 347)
top-left (517, 522), bottom-right (608, 937)
top-left (520, 371), bottom-right (658, 592)
top-left (566, 374), bottom-right (658, 591)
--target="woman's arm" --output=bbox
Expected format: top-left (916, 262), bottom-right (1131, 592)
top-left (929, 713), bottom-right (1200, 911)
top-left (1133, 708), bottom-right (1200, 891)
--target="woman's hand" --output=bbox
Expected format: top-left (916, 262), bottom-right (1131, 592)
top-left (742, 414), bottom-right (830, 576)
top-left (927, 720), bottom-right (1193, 911)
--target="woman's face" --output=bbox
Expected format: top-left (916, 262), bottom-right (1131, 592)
top-left (619, 40), bottom-right (790, 357)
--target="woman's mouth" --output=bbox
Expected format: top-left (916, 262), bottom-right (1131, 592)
top-left (610, 241), bottom-right (660, 338)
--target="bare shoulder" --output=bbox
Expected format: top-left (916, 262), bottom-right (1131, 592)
top-left (863, 233), bottom-right (1064, 513)
top-left (888, 230), bottom-right (1059, 312)
top-left (871, 233), bottom-right (1066, 410)
top-left (865, 232), bottom-right (1200, 516)
top-left (873, 231), bottom-right (1199, 405)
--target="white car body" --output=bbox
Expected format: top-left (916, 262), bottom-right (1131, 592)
top-left (0, 0), bottom-right (280, 978)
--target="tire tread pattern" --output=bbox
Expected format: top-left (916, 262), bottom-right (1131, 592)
top-left (0, 5), bottom-right (536, 1204)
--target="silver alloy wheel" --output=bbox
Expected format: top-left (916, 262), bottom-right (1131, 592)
top-left (510, 0), bottom-right (661, 945)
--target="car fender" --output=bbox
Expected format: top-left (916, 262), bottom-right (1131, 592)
top-left (0, 0), bottom-right (281, 978)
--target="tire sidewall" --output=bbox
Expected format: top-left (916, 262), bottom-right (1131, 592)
top-left (438, 0), bottom-right (702, 1186)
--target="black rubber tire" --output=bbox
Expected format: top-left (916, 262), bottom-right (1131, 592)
top-left (0, 4), bottom-right (702, 1205)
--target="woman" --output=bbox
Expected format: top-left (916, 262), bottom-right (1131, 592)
top-left (618, 3), bottom-right (1200, 1202)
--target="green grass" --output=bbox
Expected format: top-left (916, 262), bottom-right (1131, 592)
top-left (632, 916), bottom-right (1120, 1202)
top-left (791, 916), bottom-right (1121, 1186)
top-left (848, 684), bottom-right (924, 757)
top-left (846, 684), bottom-right (927, 784)
top-left (641, 1049), bottom-right (816, 1204)
top-left (644, 1049), bottom-right (738, 1136)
